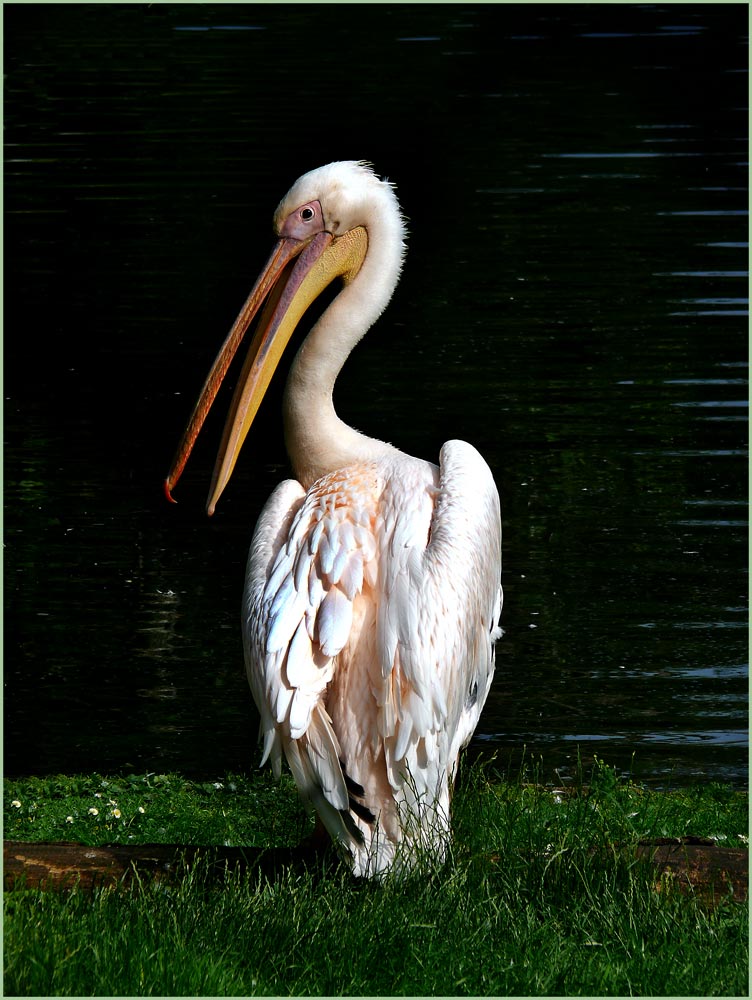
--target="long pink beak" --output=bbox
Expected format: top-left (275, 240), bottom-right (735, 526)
top-left (164, 223), bottom-right (367, 514)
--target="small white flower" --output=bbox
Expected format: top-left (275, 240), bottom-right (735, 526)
top-left (11, 800), bottom-right (21, 809)
top-left (94, 792), bottom-right (102, 799)
top-left (138, 806), bottom-right (145, 814)
top-left (737, 833), bottom-right (748, 844)
top-left (66, 816), bottom-right (74, 824)
top-left (213, 782), bottom-right (224, 790)
top-left (627, 812), bottom-right (638, 819)
top-left (111, 808), bottom-right (122, 819)
top-left (88, 807), bottom-right (99, 816)
top-left (108, 799), bottom-right (118, 807)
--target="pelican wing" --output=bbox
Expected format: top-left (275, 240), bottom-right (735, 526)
top-left (243, 479), bottom-right (306, 779)
top-left (376, 440), bottom-right (502, 811)
top-left (243, 446), bottom-right (501, 867)
top-left (243, 468), bottom-right (381, 849)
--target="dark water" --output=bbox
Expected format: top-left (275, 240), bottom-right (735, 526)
top-left (5, 4), bottom-right (748, 788)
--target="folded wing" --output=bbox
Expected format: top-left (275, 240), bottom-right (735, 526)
top-left (243, 445), bottom-right (502, 871)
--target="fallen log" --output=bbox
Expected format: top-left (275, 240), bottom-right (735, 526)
top-left (4, 837), bottom-right (747, 904)
top-left (3, 840), bottom-right (329, 892)
top-left (634, 836), bottom-right (748, 904)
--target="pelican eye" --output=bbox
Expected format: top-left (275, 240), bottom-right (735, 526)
top-left (299, 206), bottom-right (316, 223)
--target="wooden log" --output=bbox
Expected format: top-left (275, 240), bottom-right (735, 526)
top-left (4, 837), bottom-right (747, 904)
top-left (3, 840), bottom-right (329, 892)
top-left (634, 836), bottom-right (748, 904)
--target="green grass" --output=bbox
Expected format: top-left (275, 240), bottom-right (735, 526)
top-left (4, 758), bottom-right (749, 996)
top-left (4, 769), bottom-right (309, 849)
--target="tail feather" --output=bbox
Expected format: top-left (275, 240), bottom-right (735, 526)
top-left (281, 704), bottom-right (374, 856)
top-left (304, 704), bottom-right (349, 811)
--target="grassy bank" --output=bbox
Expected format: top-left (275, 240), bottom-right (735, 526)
top-left (4, 758), bottom-right (748, 996)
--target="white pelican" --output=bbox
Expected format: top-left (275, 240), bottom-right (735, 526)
top-left (165, 161), bottom-right (502, 876)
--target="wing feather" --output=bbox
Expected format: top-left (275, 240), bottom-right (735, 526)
top-left (318, 584), bottom-right (354, 656)
top-left (285, 619), bottom-right (317, 688)
top-left (338, 552), bottom-right (364, 601)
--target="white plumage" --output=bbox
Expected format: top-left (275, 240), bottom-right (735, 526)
top-left (165, 161), bottom-right (503, 876)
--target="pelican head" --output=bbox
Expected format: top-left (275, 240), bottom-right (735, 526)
top-left (164, 161), bottom-right (406, 514)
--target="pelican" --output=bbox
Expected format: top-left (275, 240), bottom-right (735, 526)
top-left (165, 161), bottom-right (502, 876)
